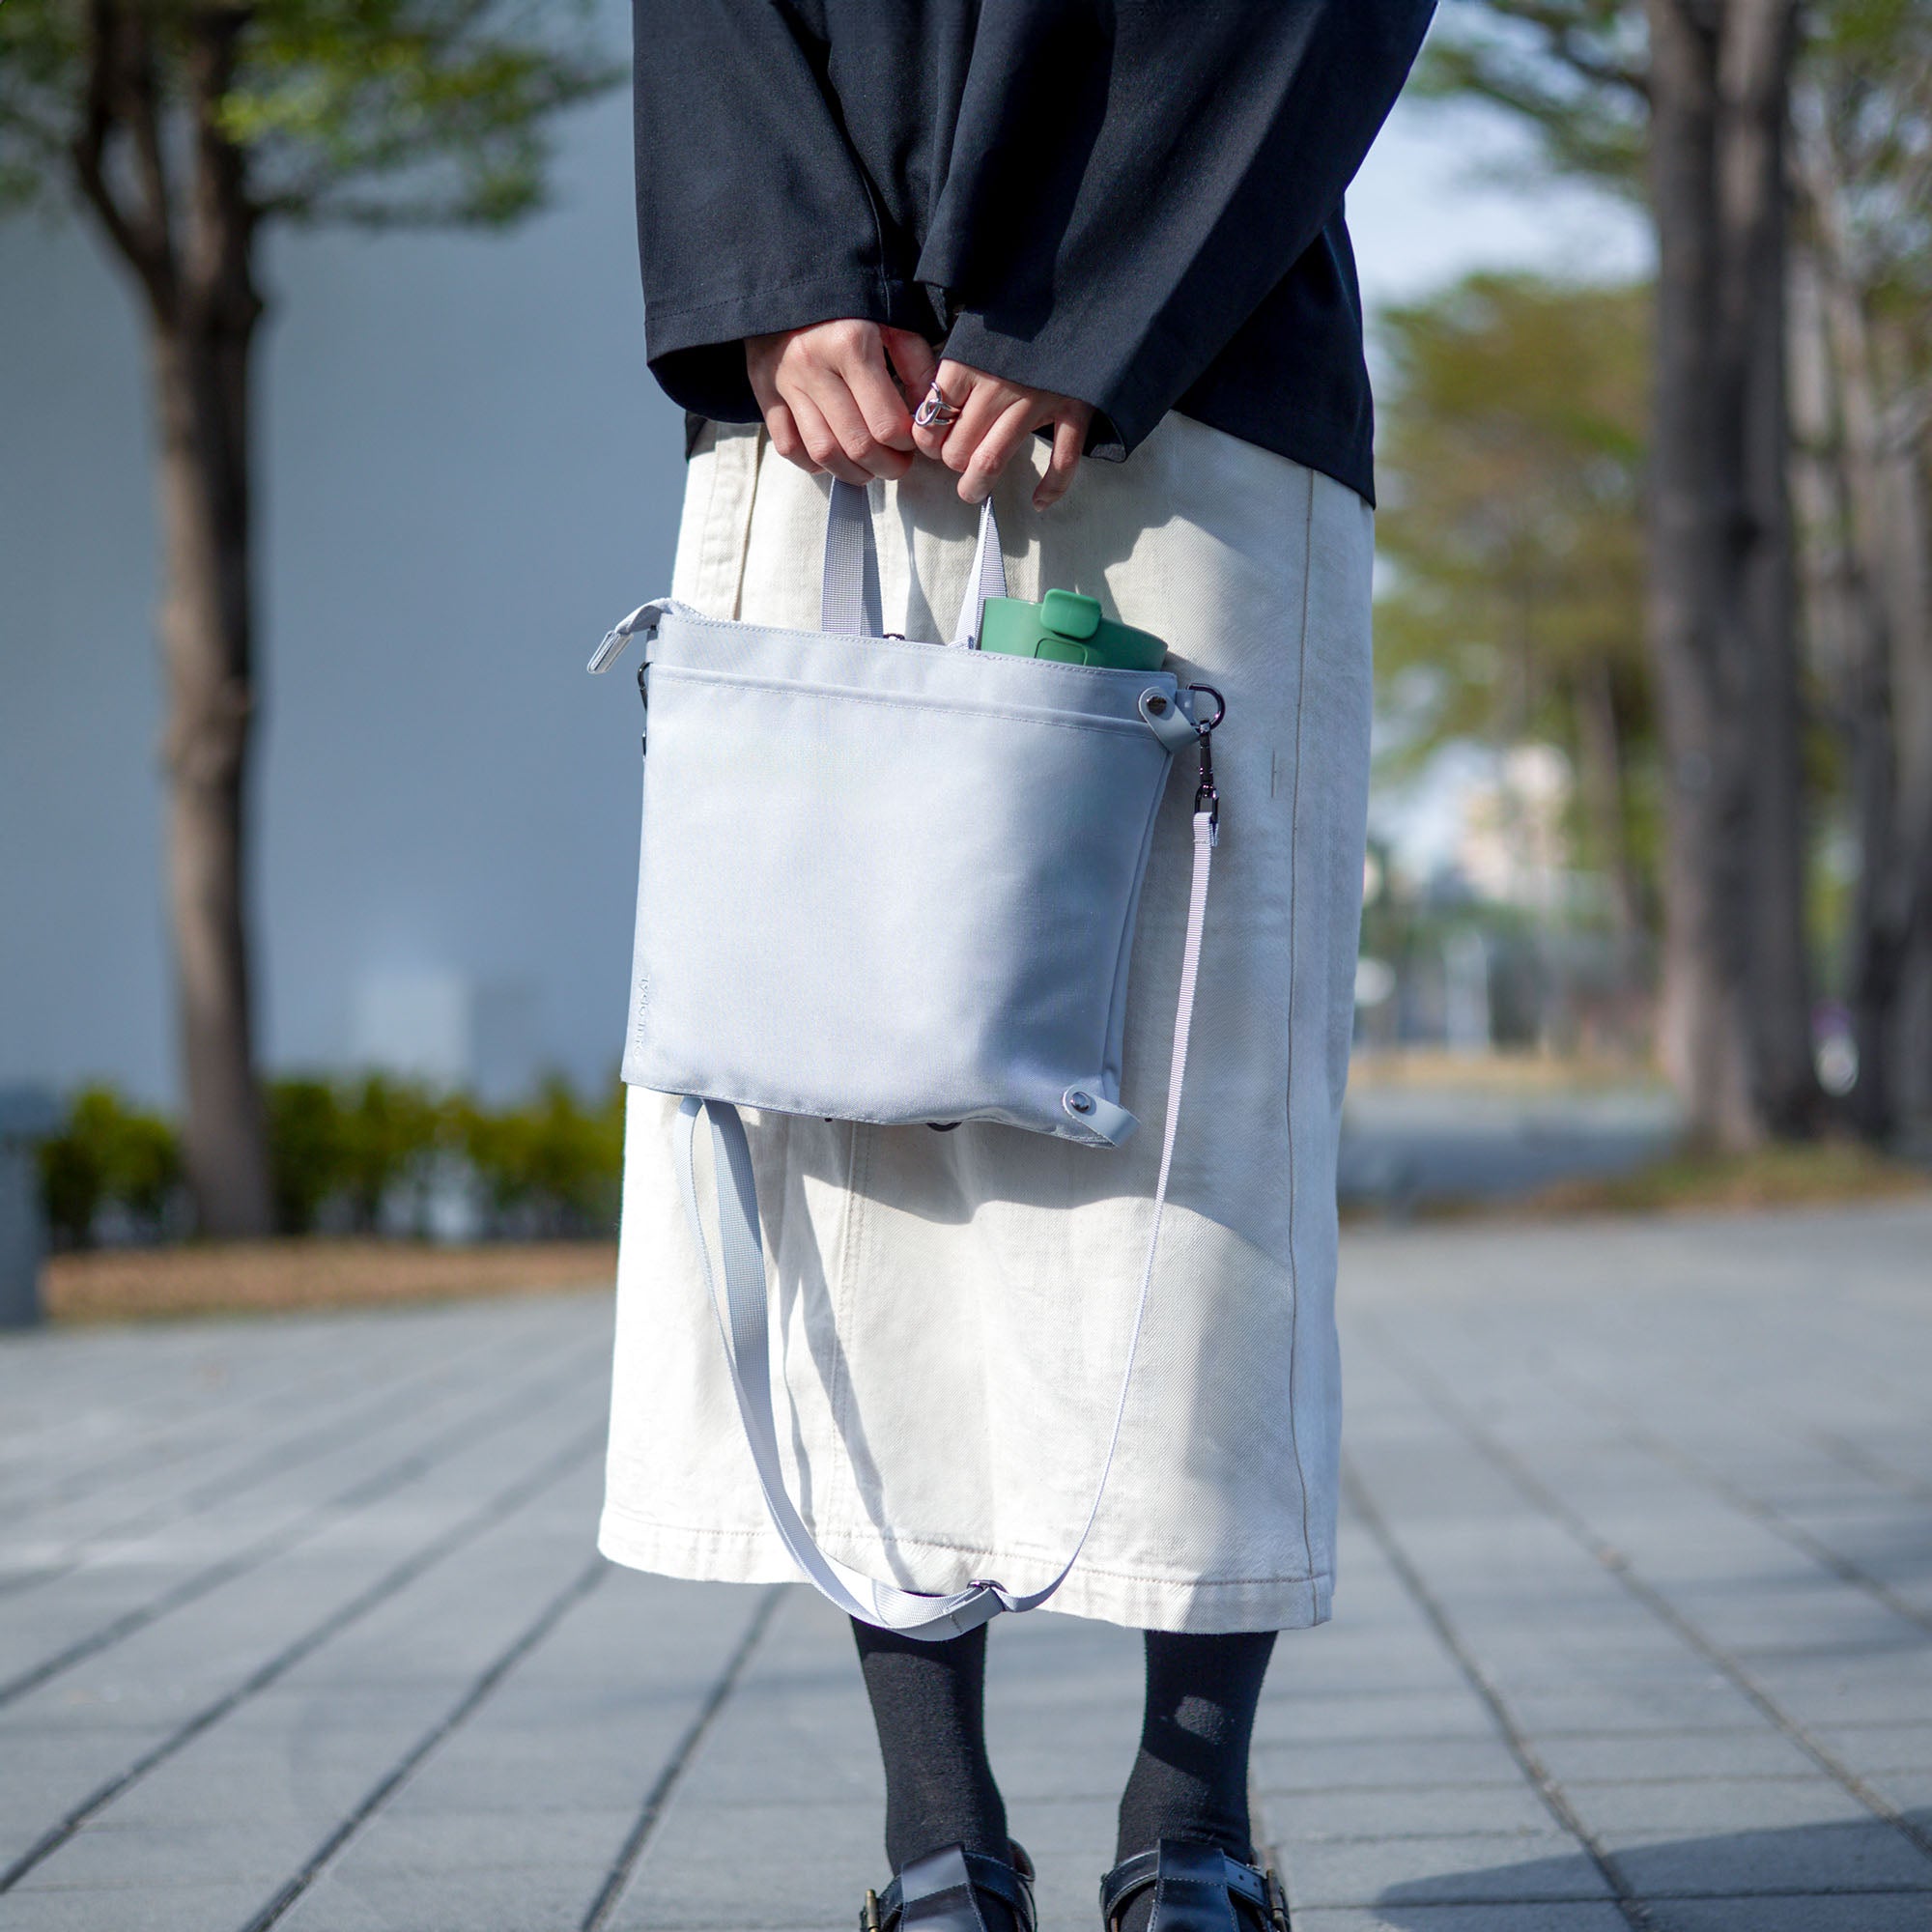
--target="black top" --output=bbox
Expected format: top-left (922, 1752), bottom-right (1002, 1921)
top-left (632, 1), bottom-right (1434, 505)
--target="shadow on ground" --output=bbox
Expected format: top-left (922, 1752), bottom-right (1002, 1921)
top-left (1368, 1811), bottom-right (1932, 1930)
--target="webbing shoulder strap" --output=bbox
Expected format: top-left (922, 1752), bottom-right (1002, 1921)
top-left (672, 810), bottom-right (1217, 1638)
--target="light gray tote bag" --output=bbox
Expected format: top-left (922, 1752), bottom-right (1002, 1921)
top-left (591, 478), bottom-right (1224, 1638)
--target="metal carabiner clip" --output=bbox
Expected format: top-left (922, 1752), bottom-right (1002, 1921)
top-left (1187, 683), bottom-right (1226, 827)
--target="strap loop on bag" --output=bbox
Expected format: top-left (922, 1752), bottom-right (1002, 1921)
top-left (820, 480), bottom-right (885, 638)
top-left (819, 478), bottom-right (1009, 645)
top-left (674, 809), bottom-right (1218, 1638)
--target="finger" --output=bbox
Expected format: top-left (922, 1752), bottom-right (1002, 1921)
top-left (764, 398), bottom-right (813, 471)
top-left (786, 389), bottom-right (873, 486)
top-left (744, 330), bottom-right (788, 415)
top-left (882, 326), bottom-right (939, 400)
top-left (937, 376), bottom-right (1013, 474)
top-left (746, 345), bottom-right (791, 448)
top-left (842, 330), bottom-right (918, 455)
top-left (911, 361), bottom-right (979, 462)
top-left (957, 398), bottom-right (1039, 504)
top-left (801, 362), bottom-right (912, 480)
top-left (1033, 414), bottom-right (1084, 509)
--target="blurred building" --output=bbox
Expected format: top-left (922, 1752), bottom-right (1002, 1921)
top-left (348, 971), bottom-right (539, 1103)
top-left (1456, 743), bottom-right (1573, 914)
top-left (1359, 738), bottom-right (1649, 1061)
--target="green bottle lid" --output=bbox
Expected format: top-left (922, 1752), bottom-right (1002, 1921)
top-left (977, 590), bottom-right (1168, 671)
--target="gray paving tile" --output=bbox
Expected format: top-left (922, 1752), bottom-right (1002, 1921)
top-left (607, 1798), bottom-right (872, 1929)
top-left (1866, 1769), bottom-right (1932, 1815)
top-left (1554, 1776), bottom-right (1869, 1836)
top-left (11, 1819), bottom-right (298, 1889)
top-left (1263, 1782), bottom-right (1555, 1842)
top-left (278, 1860), bottom-right (601, 1931)
top-left (1524, 1729), bottom-right (1819, 1785)
top-left (339, 1805), bottom-right (639, 1874)
top-left (0, 1880), bottom-right (272, 1929)
top-left (1500, 1683), bottom-right (1767, 1737)
top-left (1253, 1691), bottom-right (1503, 1747)
top-left (1252, 1737), bottom-right (1530, 1794)
top-left (379, 1724), bottom-right (693, 1817)
top-left (1283, 1832), bottom-right (1610, 1910)
top-left (1807, 1723), bottom-right (1932, 1774)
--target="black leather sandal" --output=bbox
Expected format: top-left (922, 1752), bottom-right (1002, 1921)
top-left (1099, 1837), bottom-right (1291, 1932)
top-left (863, 1841), bottom-right (1037, 1932)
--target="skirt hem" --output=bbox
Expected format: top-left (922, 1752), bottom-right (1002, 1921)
top-left (597, 1503), bottom-right (1334, 1635)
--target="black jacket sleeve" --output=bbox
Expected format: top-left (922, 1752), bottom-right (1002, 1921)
top-left (921, 0), bottom-right (1435, 457)
top-left (632, 0), bottom-right (907, 423)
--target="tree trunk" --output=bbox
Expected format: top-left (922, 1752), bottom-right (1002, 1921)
top-left (65, 3), bottom-right (273, 1232)
top-left (1795, 113), bottom-right (1932, 1141)
top-left (1887, 422), bottom-right (1932, 1131)
top-left (1644, 0), bottom-right (1818, 1148)
top-left (1726, 0), bottom-right (1816, 1135)
top-left (152, 306), bottom-right (271, 1235)
top-left (152, 12), bottom-right (272, 1236)
top-left (1813, 218), bottom-right (1903, 1139)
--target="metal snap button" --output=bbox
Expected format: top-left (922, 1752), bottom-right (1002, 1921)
top-left (1145, 694), bottom-right (1168, 715)
top-left (1067, 1091), bottom-right (1094, 1115)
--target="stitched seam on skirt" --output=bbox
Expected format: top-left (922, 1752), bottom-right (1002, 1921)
top-left (730, 426), bottom-right (765, 618)
top-left (601, 1501), bottom-right (1332, 1589)
top-left (708, 420), bottom-right (750, 613)
top-left (821, 1118), bottom-right (869, 1533)
top-left (1284, 465), bottom-right (1320, 1591)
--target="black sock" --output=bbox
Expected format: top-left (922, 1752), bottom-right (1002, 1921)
top-left (852, 1616), bottom-right (1014, 1918)
top-left (1113, 1630), bottom-right (1278, 1932)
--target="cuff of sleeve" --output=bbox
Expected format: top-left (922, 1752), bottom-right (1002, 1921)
top-left (645, 275), bottom-right (938, 423)
top-left (936, 308), bottom-right (1160, 463)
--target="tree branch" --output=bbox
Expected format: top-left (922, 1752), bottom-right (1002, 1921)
top-left (122, 2), bottom-right (177, 274)
top-left (1462, 1), bottom-right (1652, 99)
top-left (69, 0), bottom-right (175, 312)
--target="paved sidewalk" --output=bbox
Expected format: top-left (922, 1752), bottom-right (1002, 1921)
top-left (1, 1204), bottom-right (1928, 1932)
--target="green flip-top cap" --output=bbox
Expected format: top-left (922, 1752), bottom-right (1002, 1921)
top-left (976, 587), bottom-right (1168, 671)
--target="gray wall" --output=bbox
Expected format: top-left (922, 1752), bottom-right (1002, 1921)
top-left (0, 51), bottom-right (1644, 1107)
top-left (2, 77), bottom-right (687, 1102)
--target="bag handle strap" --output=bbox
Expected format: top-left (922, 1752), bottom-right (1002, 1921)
top-left (673, 808), bottom-right (1217, 1638)
top-left (820, 478), bottom-right (1008, 646)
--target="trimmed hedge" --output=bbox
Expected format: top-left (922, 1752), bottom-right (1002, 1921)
top-left (41, 1075), bottom-right (624, 1246)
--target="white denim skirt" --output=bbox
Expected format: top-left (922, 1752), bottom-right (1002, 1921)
top-left (598, 412), bottom-right (1374, 1634)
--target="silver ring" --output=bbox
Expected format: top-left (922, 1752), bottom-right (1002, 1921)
top-left (914, 383), bottom-right (960, 429)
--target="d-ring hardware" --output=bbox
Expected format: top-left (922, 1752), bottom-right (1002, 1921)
top-left (1187, 683), bottom-right (1226, 731)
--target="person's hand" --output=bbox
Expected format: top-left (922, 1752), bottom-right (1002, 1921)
top-left (745, 321), bottom-right (940, 485)
top-left (911, 359), bottom-right (1093, 511)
